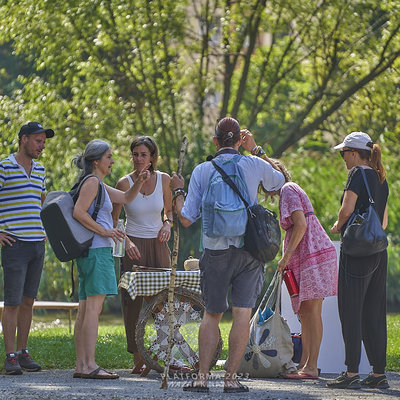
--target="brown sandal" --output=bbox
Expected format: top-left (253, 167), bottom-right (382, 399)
top-left (223, 378), bottom-right (249, 393)
top-left (81, 367), bottom-right (119, 379)
top-left (183, 380), bottom-right (209, 393)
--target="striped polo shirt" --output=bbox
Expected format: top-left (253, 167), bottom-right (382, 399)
top-left (0, 154), bottom-right (47, 241)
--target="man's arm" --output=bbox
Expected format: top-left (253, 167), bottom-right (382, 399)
top-left (170, 173), bottom-right (193, 227)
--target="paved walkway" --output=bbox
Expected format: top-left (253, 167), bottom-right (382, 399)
top-left (0, 370), bottom-right (399, 399)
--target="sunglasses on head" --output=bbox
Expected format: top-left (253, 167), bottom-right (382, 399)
top-left (340, 149), bottom-right (353, 158)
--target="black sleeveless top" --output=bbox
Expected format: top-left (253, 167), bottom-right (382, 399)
top-left (340, 167), bottom-right (389, 230)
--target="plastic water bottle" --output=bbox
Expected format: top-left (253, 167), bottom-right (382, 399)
top-left (113, 219), bottom-right (125, 257)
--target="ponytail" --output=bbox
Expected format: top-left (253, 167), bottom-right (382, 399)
top-left (369, 143), bottom-right (386, 184)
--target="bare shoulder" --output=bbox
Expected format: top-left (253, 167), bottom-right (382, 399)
top-left (81, 176), bottom-right (101, 191)
top-left (160, 171), bottom-right (171, 182)
top-left (116, 175), bottom-right (130, 190)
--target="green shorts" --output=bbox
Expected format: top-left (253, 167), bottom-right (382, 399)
top-left (76, 247), bottom-right (118, 300)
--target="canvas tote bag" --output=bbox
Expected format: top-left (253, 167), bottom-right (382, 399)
top-left (236, 272), bottom-right (296, 378)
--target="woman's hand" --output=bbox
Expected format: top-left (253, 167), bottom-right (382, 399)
top-left (157, 223), bottom-right (171, 243)
top-left (330, 221), bottom-right (340, 234)
top-left (103, 227), bottom-right (126, 243)
top-left (240, 129), bottom-right (257, 152)
top-left (125, 238), bottom-right (141, 261)
top-left (277, 253), bottom-right (290, 272)
top-left (136, 164), bottom-right (151, 183)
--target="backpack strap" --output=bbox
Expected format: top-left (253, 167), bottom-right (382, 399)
top-left (69, 175), bottom-right (104, 299)
top-left (70, 174), bottom-right (104, 221)
top-left (211, 160), bottom-right (250, 209)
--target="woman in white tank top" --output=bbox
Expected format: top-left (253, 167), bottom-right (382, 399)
top-left (112, 136), bottom-right (174, 375)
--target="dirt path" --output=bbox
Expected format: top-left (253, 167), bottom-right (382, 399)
top-left (0, 370), bottom-right (399, 399)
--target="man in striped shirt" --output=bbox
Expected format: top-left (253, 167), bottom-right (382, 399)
top-left (0, 122), bottom-right (54, 375)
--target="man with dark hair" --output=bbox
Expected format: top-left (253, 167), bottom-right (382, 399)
top-left (0, 121), bottom-right (54, 375)
top-left (170, 117), bottom-right (284, 393)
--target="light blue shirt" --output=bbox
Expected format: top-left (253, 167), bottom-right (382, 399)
top-left (181, 153), bottom-right (285, 250)
top-left (88, 186), bottom-right (113, 249)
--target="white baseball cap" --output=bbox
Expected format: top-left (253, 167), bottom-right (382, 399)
top-left (333, 131), bottom-right (373, 151)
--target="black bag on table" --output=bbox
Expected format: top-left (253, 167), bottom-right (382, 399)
top-left (211, 161), bottom-right (281, 263)
top-left (341, 167), bottom-right (387, 257)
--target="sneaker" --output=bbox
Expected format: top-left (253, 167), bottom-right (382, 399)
top-left (361, 373), bottom-right (390, 389)
top-left (326, 371), bottom-right (361, 389)
top-left (5, 353), bottom-right (22, 375)
top-left (18, 349), bottom-right (41, 372)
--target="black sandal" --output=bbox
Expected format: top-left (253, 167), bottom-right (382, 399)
top-left (183, 380), bottom-right (209, 393)
top-left (224, 378), bottom-right (249, 393)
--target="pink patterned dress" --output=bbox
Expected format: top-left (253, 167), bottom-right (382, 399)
top-left (279, 182), bottom-right (337, 314)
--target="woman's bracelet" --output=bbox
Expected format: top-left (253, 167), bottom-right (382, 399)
top-left (287, 250), bottom-right (295, 254)
top-left (163, 218), bottom-right (173, 224)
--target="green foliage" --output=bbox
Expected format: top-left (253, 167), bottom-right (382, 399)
top-left (1, 0), bottom-right (400, 306)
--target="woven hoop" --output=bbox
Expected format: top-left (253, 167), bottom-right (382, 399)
top-left (136, 286), bottom-right (223, 373)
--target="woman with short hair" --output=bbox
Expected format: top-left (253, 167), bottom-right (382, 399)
top-left (112, 136), bottom-right (179, 375)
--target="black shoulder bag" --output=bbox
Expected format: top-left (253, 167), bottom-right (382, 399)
top-left (341, 167), bottom-right (388, 257)
top-left (211, 160), bottom-right (281, 263)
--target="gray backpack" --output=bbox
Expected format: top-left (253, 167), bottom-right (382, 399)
top-left (40, 175), bottom-right (104, 262)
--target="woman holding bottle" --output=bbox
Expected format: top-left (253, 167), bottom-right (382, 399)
top-left (112, 136), bottom-right (180, 375)
top-left (72, 139), bottom-right (150, 379)
top-left (241, 131), bottom-right (337, 380)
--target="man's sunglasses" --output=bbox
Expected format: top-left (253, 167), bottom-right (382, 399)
top-left (340, 149), bottom-right (353, 158)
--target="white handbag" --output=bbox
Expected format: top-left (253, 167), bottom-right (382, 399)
top-left (236, 272), bottom-right (296, 378)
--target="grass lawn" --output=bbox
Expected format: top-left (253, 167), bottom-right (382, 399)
top-left (0, 313), bottom-right (398, 371)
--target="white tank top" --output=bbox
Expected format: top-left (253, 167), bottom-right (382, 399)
top-left (124, 171), bottom-right (164, 238)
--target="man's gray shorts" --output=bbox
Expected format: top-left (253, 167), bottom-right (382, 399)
top-left (1, 239), bottom-right (45, 306)
top-left (199, 246), bottom-right (265, 314)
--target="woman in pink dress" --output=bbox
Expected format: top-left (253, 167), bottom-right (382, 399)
top-left (241, 131), bottom-right (337, 380)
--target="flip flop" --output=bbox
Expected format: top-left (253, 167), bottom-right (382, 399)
top-left (81, 367), bottom-right (119, 379)
top-left (73, 372), bottom-right (82, 378)
top-left (183, 380), bottom-right (209, 393)
top-left (297, 372), bottom-right (319, 380)
top-left (223, 378), bottom-right (249, 393)
top-left (283, 372), bottom-right (303, 380)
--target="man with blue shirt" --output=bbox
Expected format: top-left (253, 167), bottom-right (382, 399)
top-left (0, 122), bottom-right (54, 375)
top-left (170, 117), bottom-right (284, 393)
